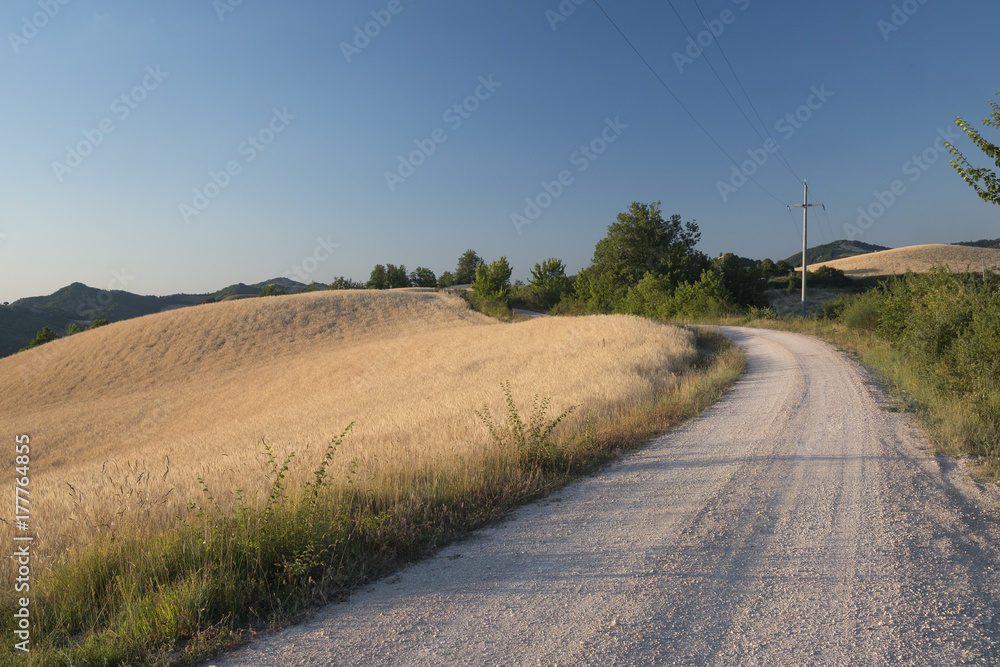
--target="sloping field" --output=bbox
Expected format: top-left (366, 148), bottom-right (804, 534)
top-left (0, 290), bottom-right (695, 572)
top-left (796, 243), bottom-right (1000, 277)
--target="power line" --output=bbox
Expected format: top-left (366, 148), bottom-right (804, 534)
top-left (664, 1), bottom-right (774, 152)
top-left (685, 0), bottom-right (804, 184)
top-left (590, 0), bottom-right (790, 208)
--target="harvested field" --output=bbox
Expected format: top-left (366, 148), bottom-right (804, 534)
top-left (0, 289), bottom-right (696, 576)
top-left (797, 243), bottom-right (1000, 277)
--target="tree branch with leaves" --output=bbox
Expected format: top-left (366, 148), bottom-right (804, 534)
top-left (945, 90), bottom-right (1000, 205)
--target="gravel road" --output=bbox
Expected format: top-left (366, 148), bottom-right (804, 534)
top-left (213, 326), bottom-right (1000, 665)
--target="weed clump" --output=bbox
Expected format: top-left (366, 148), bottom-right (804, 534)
top-left (476, 381), bottom-right (577, 471)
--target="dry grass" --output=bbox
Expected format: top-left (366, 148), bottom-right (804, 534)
top-left (796, 243), bottom-right (1000, 277)
top-left (0, 289), bottom-right (695, 581)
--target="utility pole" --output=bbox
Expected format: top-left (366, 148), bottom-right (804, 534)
top-left (788, 180), bottom-right (824, 318)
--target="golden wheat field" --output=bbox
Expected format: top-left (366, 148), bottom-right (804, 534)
top-left (796, 243), bottom-right (1000, 277)
top-left (0, 289), bottom-right (695, 575)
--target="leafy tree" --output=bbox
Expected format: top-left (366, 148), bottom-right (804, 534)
top-left (529, 258), bottom-right (571, 306)
top-left (455, 249), bottom-right (484, 284)
top-left (409, 266), bottom-right (437, 287)
top-left (328, 276), bottom-right (364, 290)
top-left (945, 90), bottom-right (1000, 205)
top-left (304, 282), bottom-right (322, 292)
top-left (67, 323), bottom-right (83, 335)
top-left (712, 253), bottom-right (767, 308)
top-left (88, 319), bottom-right (109, 329)
top-left (367, 264), bottom-right (389, 290)
top-left (259, 285), bottom-right (285, 297)
top-left (21, 326), bottom-right (58, 351)
top-left (437, 271), bottom-right (456, 288)
top-left (386, 264), bottom-right (411, 289)
top-left (671, 270), bottom-right (734, 318)
top-left (759, 258), bottom-right (777, 276)
top-left (577, 201), bottom-right (707, 312)
top-left (472, 256), bottom-right (513, 300)
top-left (775, 260), bottom-right (792, 275)
top-left (619, 272), bottom-right (675, 318)
top-left (809, 265), bottom-right (849, 286)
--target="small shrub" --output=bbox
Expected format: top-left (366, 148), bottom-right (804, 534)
top-left (745, 305), bottom-right (777, 320)
top-left (20, 326), bottom-right (59, 351)
top-left (838, 293), bottom-right (881, 331)
top-left (476, 381), bottom-right (577, 471)
top-left (472, 257), bottom-right (513, 300)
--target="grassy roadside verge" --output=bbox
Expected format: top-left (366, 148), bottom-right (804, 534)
top-left (4, 328), bottom-right (744, 666)
top-left (712, 312), bottom-right (1000, 479)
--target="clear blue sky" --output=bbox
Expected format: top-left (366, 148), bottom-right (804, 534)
top-left (2, 0), bottom-right (998, 302)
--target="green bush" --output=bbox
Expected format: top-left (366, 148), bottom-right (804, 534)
top-left (834, 268), bottom-right (1000, 457)
top-left (836, 292), bottom-right (880, 331)
top-left (744, 305), bottom-right (778, 320)
top-left (20, 326), bottom-right (59, 351)
top-left (619, 269), bottom-right (736, 319)
top-left (259, 285), bottom-right (285, 297)
top-left (527, 258), bottom-right (571, 308)
top-left (809, 265), bottom-right (850, 287)
top-left (476, 381), bottom-right (576, 471)
top-left (472, 257), bottom-right (512, 300)
top-left (328, 276), bottom-right (364, 290)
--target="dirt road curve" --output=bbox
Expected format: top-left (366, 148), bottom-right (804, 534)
top-left (214, 327), bottom-right (1000, 666)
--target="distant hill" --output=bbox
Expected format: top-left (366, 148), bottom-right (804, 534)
top-left (954, 238), bottom-right (1000, 250)
top-left (797, 244), bottom-right (1000, 277)
top-left (1, 278), bottom-right (309, 358)
top-left (780, 240), bottom-right (891, 266)
top-left (210, 277), bottom-right (307, 300)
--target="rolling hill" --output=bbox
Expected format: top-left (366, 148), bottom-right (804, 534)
top-left (0, 278), bottom-right (310, 358)
top-left (796, 243), bottom-right (1000, 277)
top-left (954, 238), bottom-right (1000, 250)
top-left (780, 240), bottom-right (891, 266)
top-left (0, 289), bottom-right (696, 572)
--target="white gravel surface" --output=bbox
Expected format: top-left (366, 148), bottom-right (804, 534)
top-left (212, 326), bottom-right (1000, 665)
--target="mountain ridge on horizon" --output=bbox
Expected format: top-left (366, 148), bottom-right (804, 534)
top-left (0, 277), bottom-right (310, 359)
